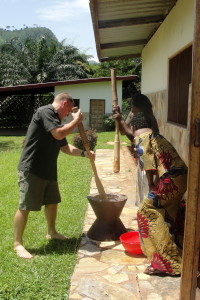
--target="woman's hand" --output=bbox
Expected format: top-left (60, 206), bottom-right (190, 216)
top-left (112, 104), bottom-right (121, 113)
top-left (112, 105), bottom-right (122, 121)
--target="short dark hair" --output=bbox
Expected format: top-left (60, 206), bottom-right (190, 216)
top-left (54, 93), bottom-right (73, 103)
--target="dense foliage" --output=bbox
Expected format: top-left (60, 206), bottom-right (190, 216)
top-left (0, 26), bottom-right (57, 45)
top-left (102, 115), bottom-right (115, 131)
top-left (91, 58), bottom-right (141, 77)
top-left (91, 58), bottom-right (142, 127)
top-left (0, 26), bottom-right (141, 89)
top-left (0, 35), bottom-right (92, 86)
top-left (72, 129), bottom-right (97, 151)
top-left (0, 28), bottom-right (141, 87)
top-left (90, 58), bottom-right (141, 98)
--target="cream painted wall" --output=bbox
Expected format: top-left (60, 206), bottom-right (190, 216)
top-left (141, 0), bottom-right (194, 94)
top-left (55, 80), bottom-right (122, 113)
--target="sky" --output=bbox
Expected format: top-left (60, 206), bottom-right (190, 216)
top-left (0, 0), bottom-right (98, 61)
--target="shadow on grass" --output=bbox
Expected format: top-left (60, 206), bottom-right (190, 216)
top-left (27, 237), bottom-right (81, 256)
top-left (0, 140), bottom-right (22, 151)
top-left (0, 141), bottom-right (16, 151)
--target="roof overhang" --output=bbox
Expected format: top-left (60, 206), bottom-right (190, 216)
top-left (0, 75), bottom-right (137, 96)
top-left (89, 0), bottom-right (177, 62)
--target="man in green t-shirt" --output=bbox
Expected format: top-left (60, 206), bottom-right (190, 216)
top-left (14, 92), bottom-right (95, 259)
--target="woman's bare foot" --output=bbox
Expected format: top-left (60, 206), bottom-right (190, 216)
top-left (144, 265), bottom-right (180, 277)
top-left (46, 232), bottom-right (68, 240)
top-left (14, 244), bottom-right (33, 259)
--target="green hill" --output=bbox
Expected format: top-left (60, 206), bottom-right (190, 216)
top-left (0, 26), bottom-right (58, 45)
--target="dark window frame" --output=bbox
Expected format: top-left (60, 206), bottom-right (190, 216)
top-left (73, 99), bottom-right (80, 108)
top-left (167, 45), bottom-right (192, 127)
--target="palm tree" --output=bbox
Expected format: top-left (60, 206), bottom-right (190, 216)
top-left (0, 40), bottom-right (30, 86)
top-left (0, 36), bottom-right (92, 86)
top-left (0, 37), bottom-right (94, 130)
top-left (46, 39), bottom-right (93, 81)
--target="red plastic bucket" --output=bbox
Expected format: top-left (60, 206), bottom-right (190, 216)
top-left (120, 231), bottom-right (143, 254)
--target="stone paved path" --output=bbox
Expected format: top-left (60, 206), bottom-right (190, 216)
top-left (69, 147), bottom-right (182, 300)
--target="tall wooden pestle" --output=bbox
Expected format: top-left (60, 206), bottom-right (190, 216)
top-left (72, 107), bottom-right (107, 200)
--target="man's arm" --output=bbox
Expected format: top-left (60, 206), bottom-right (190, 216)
top-left (60, 144), bottom-right (95, 160)
top-left (50, 110), bottom-right (83, 140)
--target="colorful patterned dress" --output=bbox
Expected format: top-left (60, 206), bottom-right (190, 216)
top-left (135, 132), bottom-right (187, 275)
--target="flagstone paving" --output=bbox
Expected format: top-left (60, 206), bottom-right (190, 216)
top-left (69, 147), bottom-right (182, 300)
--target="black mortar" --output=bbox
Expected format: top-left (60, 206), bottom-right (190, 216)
top-left (87, 193), bottom-right (128, 241)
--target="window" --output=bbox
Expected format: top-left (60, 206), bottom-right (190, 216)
top-left (73, 99), bottom-right (80, 108)
top-left (168, 45), bottom-right (192, 126)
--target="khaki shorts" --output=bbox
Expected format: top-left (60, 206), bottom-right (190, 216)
top-left (18, 171), bottom-right (61, 211)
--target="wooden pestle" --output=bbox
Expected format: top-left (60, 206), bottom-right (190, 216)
top-left (77, 122), bottom-right (107, 200)
top-left (111, 68), bottom-right (120, 173)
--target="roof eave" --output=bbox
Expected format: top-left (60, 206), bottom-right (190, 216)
top-left (89, 0), bottom-right (177, 62)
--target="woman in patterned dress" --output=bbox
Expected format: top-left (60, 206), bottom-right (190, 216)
top-left (113, 94), bottom-right (187, 276)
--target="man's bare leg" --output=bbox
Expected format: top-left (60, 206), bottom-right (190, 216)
top-left (14, 209), bottom-right (33, 259)
top-left (45, 204), bottom-right (68, 240)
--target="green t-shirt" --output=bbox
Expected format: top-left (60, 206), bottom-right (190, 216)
top-left (18, 104), bottom-right (67, 180)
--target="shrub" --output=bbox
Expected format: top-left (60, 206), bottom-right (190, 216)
top-left (72, 129), bottom-right (97, 151)
top-left (103, 115), bottom-right (115, 131)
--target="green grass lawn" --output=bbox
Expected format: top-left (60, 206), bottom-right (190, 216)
top-left (0, 132), bottom-right (129, 300)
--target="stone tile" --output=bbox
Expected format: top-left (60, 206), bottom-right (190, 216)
top-left (106, 265), bottom-right (124, 275)
top-left (77, 253), bottom-right (84, 259)
top-left (123, 282), bottom-right (139, 293)
top-left (99, 241), bottom-right (118, 248)
top-left (69, 293), bottom-right (82, 299)
top-left (79, 243), bottom-right (101, 256)
top-left (100, 249), bottom-right (145, 265)
top-left (196, 289), bottom-right (200, 300)
top-left (103, 273), bottom-right (129, 283)
top-left (75, 257), bottom-right (109, 273)
top-left (145, 277), bottom-right (180, 299)
top-left (146, 293), bottom-right (163, 300)
top-left (83, 225), bottom-right (93, 231)
top-left (136, 265), bottom-right (146, 271)
top-left (80, 236), bottom-right (89, 246)
top-left (87, 211), bottom-right (96, 217)
top-left (111, 243), bottom-right (125, 251)
top-left (77, 277), bottom-right (141, 300)
top-left (139, 281), bottom-right (154, 290)
top-left (128, 265), bottom-right (137, 271)
top-left (107, 188), bottom-right (122, 193)
top-left (137, 273), bottom-right (151, 280)
top-left (164, 296), bottom-right (178, 300)
top-left (123, 207), bottom-right (136, 215)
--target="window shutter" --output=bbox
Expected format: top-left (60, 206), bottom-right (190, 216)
top-left (168, 45), bottom-right (192, 126)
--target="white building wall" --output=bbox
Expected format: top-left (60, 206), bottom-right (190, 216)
top-left (55, 80), bottom-right (123, 113)
top-left (133, 0), bottom-right (193, 203)
top-left (141, 0), bottom-right (194, 94)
